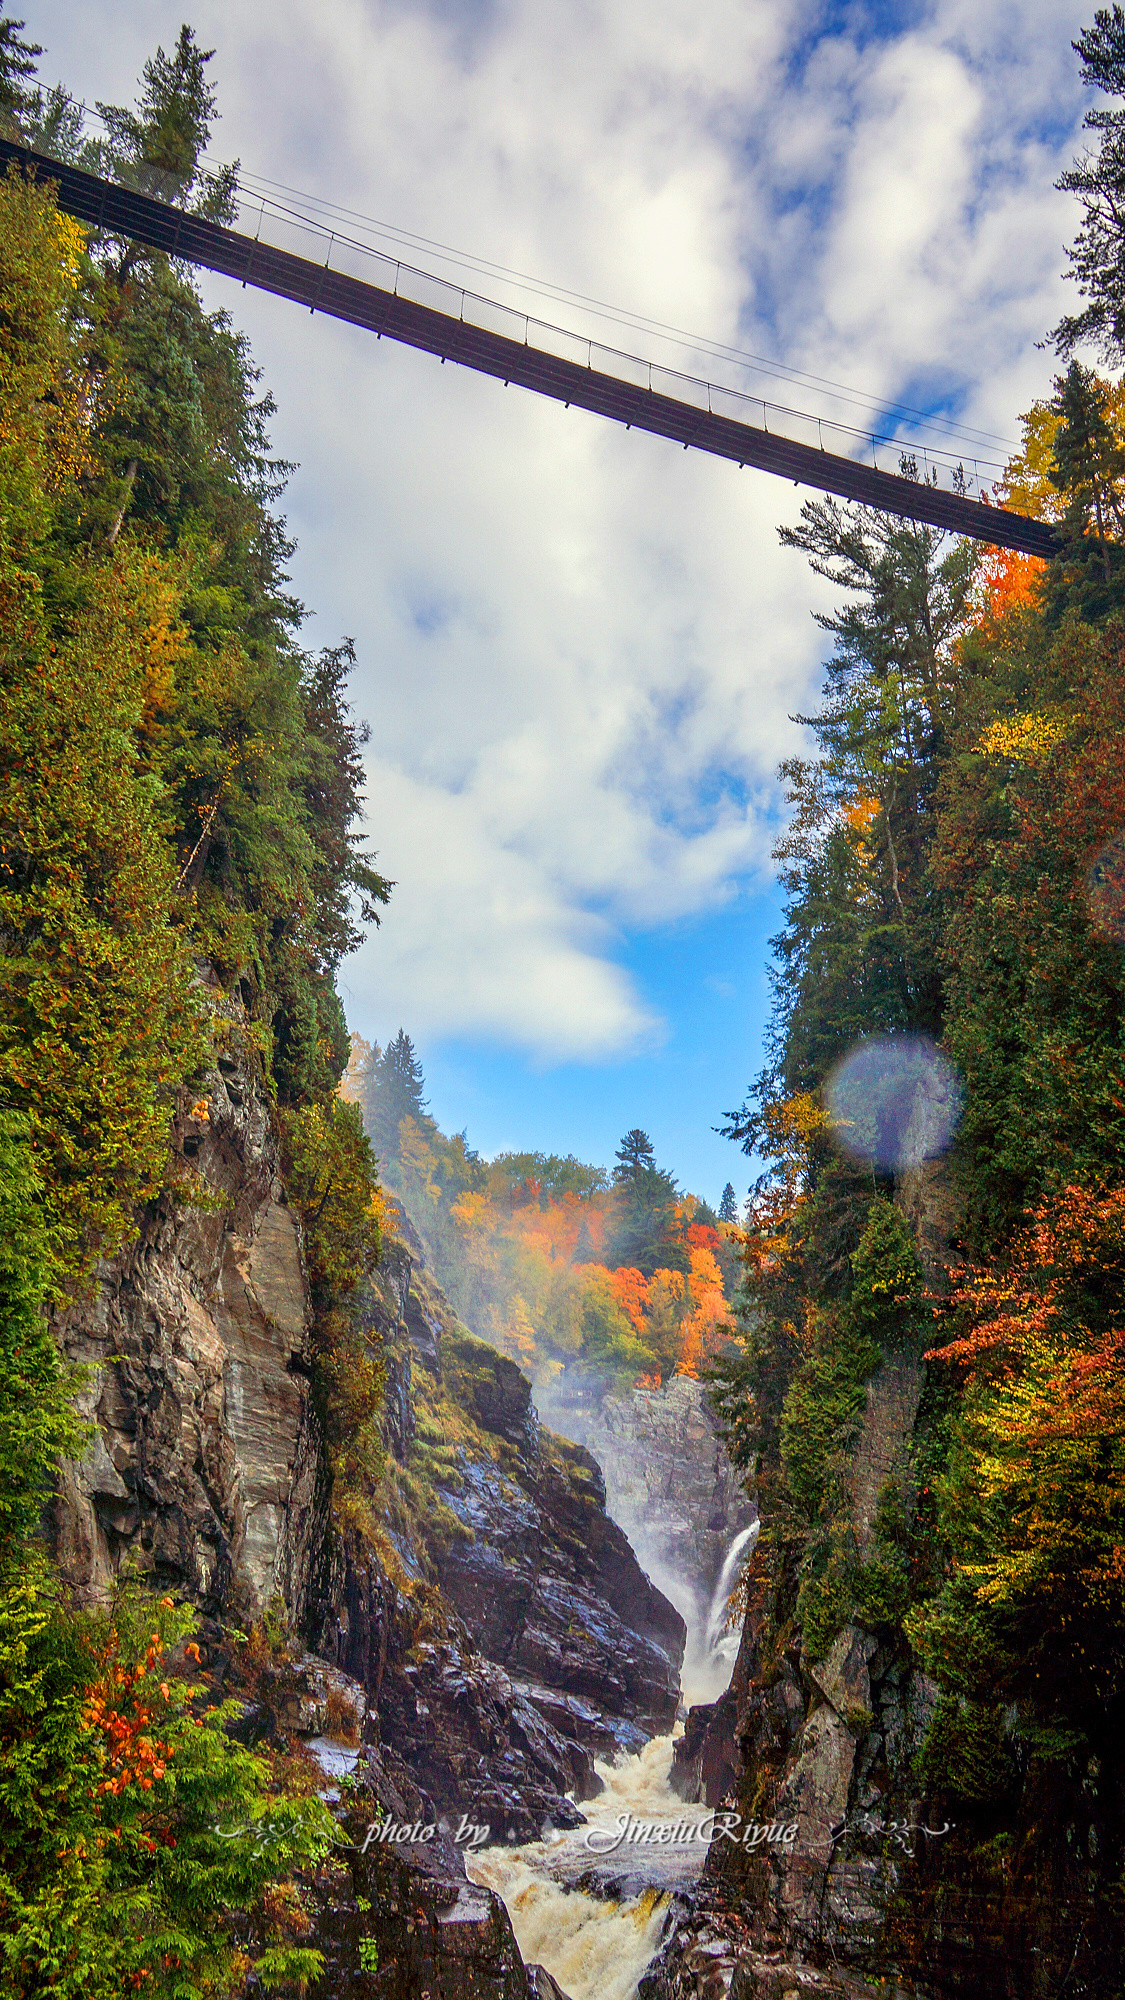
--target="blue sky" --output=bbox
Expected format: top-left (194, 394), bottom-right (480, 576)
top-left (340, 889), bottom-right (783, 1200)
top-left (36, 0), bottom-right (1092, 1201)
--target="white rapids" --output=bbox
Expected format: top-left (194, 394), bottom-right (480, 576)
top-left (468, 1733), bottom-right (719, 2000)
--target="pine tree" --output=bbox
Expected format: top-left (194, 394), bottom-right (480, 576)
top-left (0, 15), bottom-right (40, 134)
top-left (1053, 7), bottom-right (1125, 360)
top-left (607, 1130), bottom-right (681, 1276)
top-left (90, 25), bottom-right (239, 218)
top-left (369, 1030), bottom-right (428, 1158)
top-left (612, 1129), bottom-right (659, 1187)
top-left (718, 1182), bottom-right (739, 1224)
top-left (1044, 360), bottom-right (1125, 618)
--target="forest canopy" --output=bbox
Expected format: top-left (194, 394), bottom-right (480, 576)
top-left (342, 1032), bottom-right (739, 1387)
top-left (0, 23), bottom-right (387, 1991)
top-left (713, 14), bottom-right (1125, 1825)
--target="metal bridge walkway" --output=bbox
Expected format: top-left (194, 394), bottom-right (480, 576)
top-left (0, 138), bottom-right (1057, 559)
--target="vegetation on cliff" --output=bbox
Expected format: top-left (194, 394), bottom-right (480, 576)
top-left (714, 12), bottom-right (1125, 1875)
top-left (0, 21), bottom-right (390, 1992)
top-left (343, 1033), bottom-right (739, 1386)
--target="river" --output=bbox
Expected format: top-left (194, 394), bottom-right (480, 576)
top-left (467, 1524), bottom-right (759, 2000)
top-left (468, 1733), bottom-right (707, 2000)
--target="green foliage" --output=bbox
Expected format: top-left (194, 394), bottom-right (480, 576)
top-left (846, 1197), bottom-right (924, 1349)
top-left (87, 26), bottom-right (239, 219)
top-left (914, 1694), bottom-right (1016, 1805)
top-left (0, 1117), bottom-right (86, 1570)
top-left (936, 620), bottom-right (1125, 1247)
top-left (0, 171), bottom-right (206, 1280)
top-left (606, 1129), bottom-right (683, 1277)
top-left (0, 1077), bottom-right (334, 1995)
top-left (363, 1028), bottom-right (429, 1159)
top-left (282, 1097), bottom-right (387, 1519)
top-left (0, 1577), bottom-right (337, 1997)
top-left (0, 39), bottom-right (389, 1279)
top-left (1053, 6), bottom-right (1125, 361)
top-left (779, 1319), bottom-right (880, 1523)
top-left (795, 1527), bottom-right (854, 1659)
top-left (1041, 362), bottom-right (1125, 621)
top-left (0, 18), bottom-right (40, 129)
top-left (491, 1151), bottom-right (609, 1200)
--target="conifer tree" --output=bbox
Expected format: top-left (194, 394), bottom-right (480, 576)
top-left (1053, 5), bottom-right (1125, 360)
top-left (0, 15), bottom-right (40, 133)
top-left (369, 1030), bottom-right (429, 1157)
top-left (1044, 360), bottom-right (1125, 618)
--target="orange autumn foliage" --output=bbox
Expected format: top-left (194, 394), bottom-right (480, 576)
top-left (83, 1629), bottom-right (174, 1800)
top-left (973, 547), bottom-right (1046, 636)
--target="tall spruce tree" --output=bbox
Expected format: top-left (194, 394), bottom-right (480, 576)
top-left (1053, 6), bottom-right (1125, 360)
top-left (369, 1030), bottom-right (428, 1157)
top-left (607, 1129), bottom-right (682, 1275)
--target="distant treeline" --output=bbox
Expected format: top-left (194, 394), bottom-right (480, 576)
top-left (343, 1030), bottom-right (741, 1385)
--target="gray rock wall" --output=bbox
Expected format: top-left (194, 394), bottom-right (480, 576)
top-left (51, 992), bottom-right (324, 1627)
top-left (537, 1371), bottom-right (755, 1623)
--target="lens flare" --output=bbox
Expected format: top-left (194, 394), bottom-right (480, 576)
top-left (1088, 830), bottom-right (1125, 945)
top-left (825, 1035), bottom-right (963, 1174)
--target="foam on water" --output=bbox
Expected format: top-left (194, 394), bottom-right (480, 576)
top-left (469, 1734), bottom-right (716, 2000)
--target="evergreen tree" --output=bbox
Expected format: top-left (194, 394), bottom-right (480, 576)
top-left (0, 15), bottom-right (40, 134)
top-left (369, 1030), bottom-right (428, 1157)
top-left (607, 1130), bottom-right (682, 1276)
top-left (1053, 6), bottom-right (1125, 360)
top-left (89, 25), bottom-right (239, 218)
top-left (613, 1128), bottom-right (659, 1187)
top-left (718, 1182), bottom-right (739, 1224)
top-left (0, 1116), bottom-right (85, 1567)
top-left (1043, 360), bottom-right (1125, 620)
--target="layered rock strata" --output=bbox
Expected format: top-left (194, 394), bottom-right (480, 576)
top-left (51, 992), bottom-right (324, 1626)
top-left (538, 1370), bottom-right (755, 1620)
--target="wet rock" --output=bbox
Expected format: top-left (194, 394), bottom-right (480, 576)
top-left (313, 1842), bottom-right (531, 1999)
top-left (383, 1344), bottom-right (414, 1461)
top-left (808, 1627), bottom-right (878, 1731)
top-left (435, 1440), bottom-right (684, 1734)
top-left (527, 1968), bottom-right (575, 2000)
top-left (670, 1686), bottom-right (741, 1806)
top-left (51, 1011), bottom-right (324, 1625)
top-left (538, 1371), bottom-right (755, 1614)
top-left (404, 1284), bottom-right (444, 1378)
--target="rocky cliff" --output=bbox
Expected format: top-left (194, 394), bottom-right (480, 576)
top-left (51, 982), bottom-right (324, 1627)
top-left (315, 1215), bottom-right (685, 1841)
top-left (638, 1164), bottom-right (1125, 2000)
top-left (538, 1370), bottom-right (755, 1635)
top-left (47, 1022), bottom-right (686, 1993)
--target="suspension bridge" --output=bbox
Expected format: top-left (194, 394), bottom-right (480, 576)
top-left (0, 137), bottom-right (1057, 559)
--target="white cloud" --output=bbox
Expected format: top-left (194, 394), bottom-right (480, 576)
top-left (36, 0), bottom-right (1092, 1056)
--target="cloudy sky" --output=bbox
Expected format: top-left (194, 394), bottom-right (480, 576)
top-left (36, 0), bottom-right (1090, 1197)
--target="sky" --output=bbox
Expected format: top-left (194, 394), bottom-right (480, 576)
top-left (32, 0), bottom-right (1092, 1200)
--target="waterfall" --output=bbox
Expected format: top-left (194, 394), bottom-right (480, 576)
top-left (678, 1518), bottom-right (759, 1706)
top-left (470, 1530), bottom-right (762, 1998)
top-left (702, 1520), bottom-right (759, 1664)
top-left (468, 1736), bottom-right (715, 2000)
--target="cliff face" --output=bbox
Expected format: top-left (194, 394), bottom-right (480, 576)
top-left (643, 1163), bottom-right (1125, 2000)
top-left (51, 991), bottom-right (324, 1628)
top-left (48, 1043), bottom-right (687, 1990)
top-left (538, 1371), bottom-right (756, 1621)
top-left (315, 1219), bottom-right (686, 1840)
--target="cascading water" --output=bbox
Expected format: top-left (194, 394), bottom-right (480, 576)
top-left (470, 1522), bottom-right (761, 2000)
top-left (679, 1517), bottom-right (760, 1705)
top-left (701, 1520), bottom-right (760, 1671)
top-left (468, 1736), bottom-right (715, 2000)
